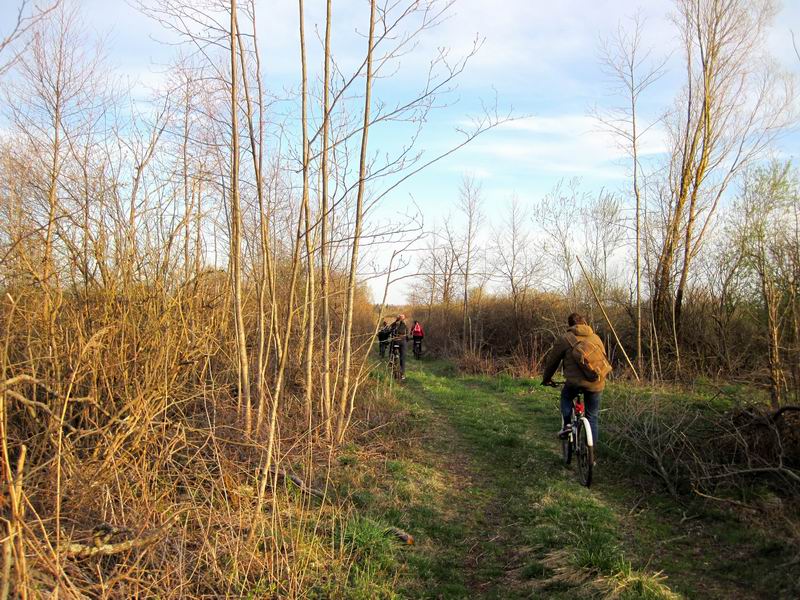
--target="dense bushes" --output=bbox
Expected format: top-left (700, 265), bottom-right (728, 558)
top-left (407, 286), bottom-right (798, 400)
top-left (602, 386), bottom-right (800, 503)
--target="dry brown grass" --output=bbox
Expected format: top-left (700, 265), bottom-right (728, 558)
top-left (0, 281), bottom-right (376, 599)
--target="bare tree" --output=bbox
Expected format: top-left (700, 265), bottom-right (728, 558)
top-left (454, 173), bottom-right (483, 351)
top-left (235, 0), bottom-right (273, 434)
top-left (228, 0), bottom-right (251, 431)
top-left (581, 191), bottom-right (625, 299)
top-left (491, 195), bottom-right (542, 346)
top-left (596, 12), bottom-right (666, 373)
top-left (4, 2), bottom-right (108, 374)
top-left (319, 0), bottom-right (334, 435)
top-left (536, 178), bottom-right (583, 303)
top-left (651, 0), bottom-right (795, 341)
top-left (336, 0), bottom-right (377, 441)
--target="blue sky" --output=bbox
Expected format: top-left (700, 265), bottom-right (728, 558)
top-left (3, 0), bottom-right (799, 303)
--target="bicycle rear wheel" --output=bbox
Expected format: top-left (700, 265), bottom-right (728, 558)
top-left (576, 422), bottom-right (593, 487)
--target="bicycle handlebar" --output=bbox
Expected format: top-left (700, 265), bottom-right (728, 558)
top-left (542, 380), bottom-right (565, 388)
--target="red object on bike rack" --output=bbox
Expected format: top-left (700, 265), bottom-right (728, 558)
top-left (575, 401), bottom-right (584, 415)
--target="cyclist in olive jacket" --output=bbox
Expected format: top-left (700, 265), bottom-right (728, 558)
top-left (541, 313), bottom-right (608, 446)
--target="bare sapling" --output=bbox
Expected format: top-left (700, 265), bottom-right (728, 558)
top-left (336, 0), bottom-right (377, 443)
top-left (596, 13), bottom-right (666, 376)
top-left (228, 0), bottom-right (252, 434)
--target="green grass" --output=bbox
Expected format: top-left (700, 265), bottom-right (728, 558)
top-left (392, 361), bottom-right (679, 599)
top-left (329, 359), bottom-right (797, 599)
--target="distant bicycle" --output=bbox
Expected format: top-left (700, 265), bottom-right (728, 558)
top-left (545, 381), bottom-right (594, 487)
top-left (387, 340), bottom-right (403, 382)
top-left (412, 338), bottom-right (422, 360)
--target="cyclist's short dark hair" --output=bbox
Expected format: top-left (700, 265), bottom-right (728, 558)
top-left (568, 312), bottom-right (586, 326)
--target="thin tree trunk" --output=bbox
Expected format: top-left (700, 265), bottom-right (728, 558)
top-left (255, 11), bottom-right (321, 517)
top-left (182, 76), bottom-right (192, 283)
top-left (631, 74), bottom-right (642, 376)
top-left (237, 0), bottom-right (272, 435)
top-left (229, 0), bottom-right (251, 433)
top-left (336, 0), bottom-right (376, 442)
top-left (299, 0), bottom-right (316, 424)
top-left (320, 0), bottom-right (333, 437)
top-left (760, 262), bottom-right (785, 409)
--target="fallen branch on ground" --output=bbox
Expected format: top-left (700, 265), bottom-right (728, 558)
top-left (60, 510), bottom-right (188, 559)
top-left (269, 466), bottom-right (325, 498)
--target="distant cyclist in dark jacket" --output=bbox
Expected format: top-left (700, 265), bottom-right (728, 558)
top-left (389, 314), bottom-right (408, 380)
top-left (377, 319), bottom-right (391, 358)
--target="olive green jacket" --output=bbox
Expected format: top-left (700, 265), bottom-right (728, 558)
top-left (542, 324), bottom-right (608, 392)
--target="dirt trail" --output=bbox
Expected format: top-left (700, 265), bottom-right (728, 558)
top-left (378, 360), bottom-right (785, 599)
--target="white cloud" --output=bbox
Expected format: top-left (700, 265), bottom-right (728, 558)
top-left (412, 0), bottom-right (679, 86)
top-left (462, 112), bottom-right (668, 181)
top-left (447, 164), bottom-right (492, 178)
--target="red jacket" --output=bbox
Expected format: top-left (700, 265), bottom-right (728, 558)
top-left (411, 323), bottom-right (424, 337)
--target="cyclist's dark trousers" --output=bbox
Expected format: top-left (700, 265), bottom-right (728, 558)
top-left (561, 384), bottom-right (601, 444)
top-left (379, 340), bottom-right (389, 358)
top-left (395, 339), bottom-right (407, 375)
top-left (412, 336), bottom-right (423, 355)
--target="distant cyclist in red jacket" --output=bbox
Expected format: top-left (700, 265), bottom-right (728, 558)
top-left (411, 320), bottom-right (424, 358)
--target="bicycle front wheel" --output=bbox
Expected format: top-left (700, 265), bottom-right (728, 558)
top-left (576, 421), bottom-right (594, 487)
top-left (562, 435), bottom-right (572, 465)
top-left (392, 352), bottom-right (402, 381)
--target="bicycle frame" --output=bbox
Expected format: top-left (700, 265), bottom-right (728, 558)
top-left (566, 397), bottom-right (594, 487)
top-left (387, 341), bottom-right (402, 381)
top-left (570, 399), bottom-right (594, 448)
top-left (547, 381), bottom-right (594, 487)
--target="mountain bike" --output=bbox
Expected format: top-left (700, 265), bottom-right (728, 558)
top-left (412, 338), bottom-right (422, 359)
top-left (387, 339), bottom-right (403, 382)
top-left (544, 381), bottom-right (594, 487)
